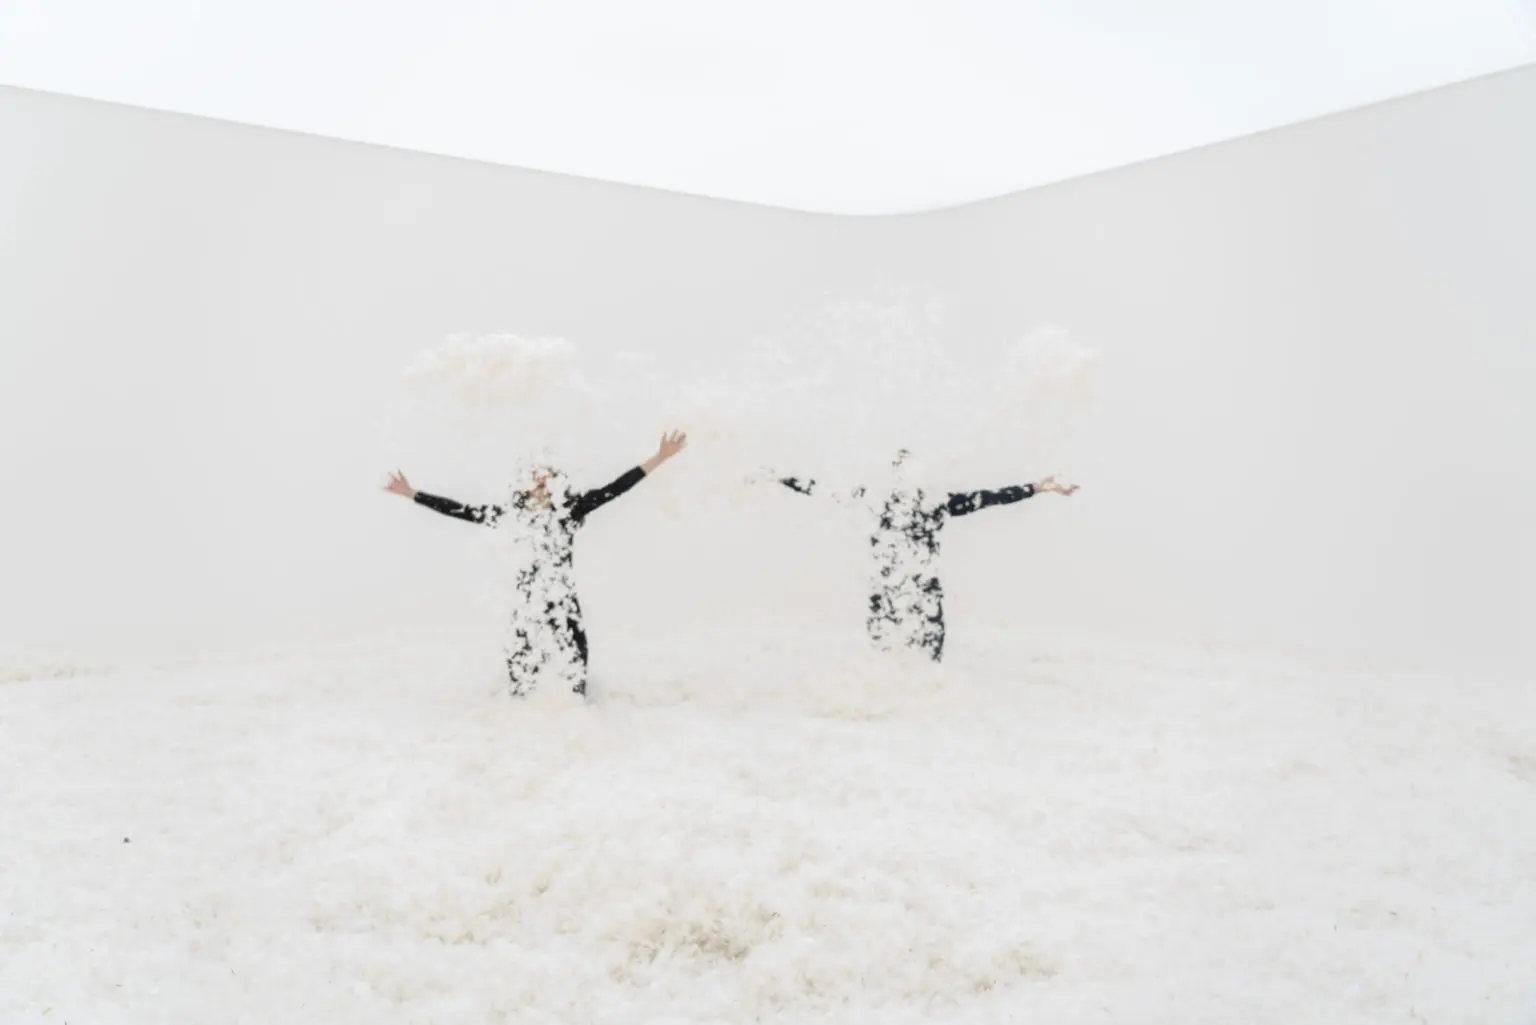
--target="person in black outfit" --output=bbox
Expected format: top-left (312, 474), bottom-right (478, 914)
top-left (384, 430), bottom-right (687, 696)
top-left (772, 449), bottom-right (1077, 661)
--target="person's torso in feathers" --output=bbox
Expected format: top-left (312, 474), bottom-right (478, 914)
top-left (869, 489), bottom-right (945, 580)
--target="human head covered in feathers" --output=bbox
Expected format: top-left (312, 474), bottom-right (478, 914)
top-left (515, 449), bottom-right (572, 508)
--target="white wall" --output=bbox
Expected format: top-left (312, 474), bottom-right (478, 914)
top-left (2, 69), bottom-right (1532, 674)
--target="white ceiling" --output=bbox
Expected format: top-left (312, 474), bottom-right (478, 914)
top-left (3, 0), bottom-right (1533, 214)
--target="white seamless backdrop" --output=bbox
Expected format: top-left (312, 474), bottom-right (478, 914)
top-left (1, 67), bottom-right (1532, 675)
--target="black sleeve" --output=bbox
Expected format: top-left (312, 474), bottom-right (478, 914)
top-left (569, 466), bottom-right (647, 522)
top-left (945, 484), bottom-right (1036, 517)
top-left (780, 477), bottom-right (817, 496)
top-left (413, 491), bottom-right (505, 526)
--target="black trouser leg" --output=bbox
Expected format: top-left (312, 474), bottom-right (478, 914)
top-left (505, 628), bottom-right (538, 697)
top-left (566, 607), bottom-right (590, 696)
top-left (917, 577), bottom-right (945, 662)
top-left (867, 589), bottom-right (898, 651)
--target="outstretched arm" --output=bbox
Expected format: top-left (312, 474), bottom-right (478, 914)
top-left (384, 470), bottom-right (504, 526)
top-left (569, 430), bottom-right (688, 521)
top-left (945, 475), bottom-right (1077, 517)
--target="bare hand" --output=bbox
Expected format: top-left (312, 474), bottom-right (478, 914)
top-left (1036, 475), bottom-right (1078, 496)
top-left (656, 429), bottom-right (688, 461)
top-left (384, 470), bottom-right (417, 499)
top-left (642, 430), bottom-right (688, 475)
